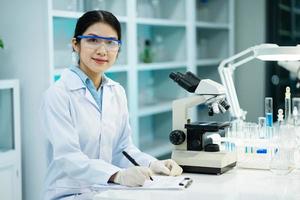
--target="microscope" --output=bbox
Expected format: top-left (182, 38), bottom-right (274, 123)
top-left (169, 71), bottom-right (237, 174)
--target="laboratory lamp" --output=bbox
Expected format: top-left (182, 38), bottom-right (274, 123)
top-left (218, 43), bottom-right (300, 120)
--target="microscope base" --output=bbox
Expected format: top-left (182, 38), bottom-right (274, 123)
top-left (181, 162), bottom-right (237, 174)
top-left (172, 150), bottom-right (237, 175)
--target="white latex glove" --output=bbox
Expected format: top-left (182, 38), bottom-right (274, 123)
top-left (113, 166), bottom-right (153, 187)
top-left (150, 159), bottom-right (183, 176)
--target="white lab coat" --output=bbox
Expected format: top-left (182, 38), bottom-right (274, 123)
top-left (41, 69), bottom-right (156, 200)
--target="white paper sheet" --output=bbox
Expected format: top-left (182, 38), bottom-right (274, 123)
top-left (92, 175), bottom-right (192, 190)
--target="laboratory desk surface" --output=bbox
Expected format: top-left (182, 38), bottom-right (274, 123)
top-left (94, 168), bottom-right (300, 200)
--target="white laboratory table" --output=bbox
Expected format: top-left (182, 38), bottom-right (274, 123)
top-left (93, 168), bottom-right (300, 200)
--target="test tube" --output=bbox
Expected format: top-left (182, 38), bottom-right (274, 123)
top-left (258, 117), bottom-right (266, 139)
top-left (258, 117), bottom-right (268, 154)
top-left (265, 97), bottom-right (273, 127)
top-left (265, 97), bottom-right (273, 139)
top-left (292, 97), bottom-right (300, 126)
top-left (285, 87), bottom-right (291, 124)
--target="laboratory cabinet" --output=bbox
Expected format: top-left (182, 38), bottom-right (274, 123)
top-left (0, 80), bottom-right (21, 200)
top-left (47, 0), bottom-right (234, 157)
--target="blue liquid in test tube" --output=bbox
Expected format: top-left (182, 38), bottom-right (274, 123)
top-left (265, 97), bottom-right (273, 127)
top-left (265, 97), bottom-right (273, 138)
top-left (266, 112), bottom-right (273, 127)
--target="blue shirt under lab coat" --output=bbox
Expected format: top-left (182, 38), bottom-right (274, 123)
top-left (70, 66), bottom-right (103, 111)
top-left (40, 68), bottom-right (156, 200)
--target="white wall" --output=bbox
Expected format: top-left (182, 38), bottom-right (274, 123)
top-left (0, 0), bottom-right (49, 199)
top-left (235, 0), bottom-right (266, 122)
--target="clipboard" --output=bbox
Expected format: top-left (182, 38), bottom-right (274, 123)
top-left (92, 176), bottom-right (193, 190)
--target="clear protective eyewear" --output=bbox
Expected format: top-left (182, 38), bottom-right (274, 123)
top-left (77, 35), bottom-right (122, 51)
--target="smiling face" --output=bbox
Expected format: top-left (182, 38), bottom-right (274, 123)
top-left (72, 22), bottom-right (119, 78)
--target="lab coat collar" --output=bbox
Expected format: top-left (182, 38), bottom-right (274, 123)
top-left (61, 68), bottom-right (118, 91)
top-left (60, 68), bottom-right (118, 112)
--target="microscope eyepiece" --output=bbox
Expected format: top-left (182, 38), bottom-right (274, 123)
top-left (169, 72), bottom-right (178, 81)
top-left (169, 71), bottom-right (200, 93)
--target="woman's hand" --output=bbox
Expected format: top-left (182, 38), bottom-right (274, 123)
top-left (110, 166), bottom-right (153, 187)
top-left (150, 159), bottom-right (183, 176)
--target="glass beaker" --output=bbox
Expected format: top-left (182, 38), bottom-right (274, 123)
top-left (270, 146), bottom-right (294, 175)
top-left (294, 126), bottom-right (300, 169)
top-left (242, 122), bottom-right (258, 154)
top-left (270, 125), bottom-right (296, 175)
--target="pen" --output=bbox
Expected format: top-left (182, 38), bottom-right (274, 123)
top-left (122, 151), bottom-right (153, 181)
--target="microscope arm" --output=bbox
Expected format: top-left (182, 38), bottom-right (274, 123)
top-left (172, 95), bottom-right (207, 150)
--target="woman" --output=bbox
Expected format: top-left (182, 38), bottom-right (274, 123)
top-left (40, 10), bottom-right (182, 200)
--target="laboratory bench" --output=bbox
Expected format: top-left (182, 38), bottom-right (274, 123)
top-left (93, 168), bottom-right (300, 200)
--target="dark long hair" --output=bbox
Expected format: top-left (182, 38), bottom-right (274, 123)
top-left (74, 10), bottom-right (121, 43)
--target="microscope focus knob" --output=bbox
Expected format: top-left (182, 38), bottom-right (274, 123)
top-left (169, 130), bottom-right (185, 145)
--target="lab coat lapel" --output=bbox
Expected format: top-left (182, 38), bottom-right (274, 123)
top-left (63, 68), bottom-right (101, 112)
top-left (102, 86), bottom-right (113, 115)
top-left (100, 86), bottom-right (114, 163)
top-left (84, 89), bottom-right (100, 112)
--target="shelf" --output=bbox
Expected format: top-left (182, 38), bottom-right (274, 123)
top-left (53, 65), bottom-right (129, 77)
top-left (105, 71), bottom-right (128, 92)
top-left (196, 22), bottom-right (229, 29)
top-left (196, 29), bottom-right (229, 60)
top-left (138, 25), bottom-right (186, 63)
top-left (196, 58), bottom-right (222, 66)
top-left (136, 18), bottom-right (186, 27)
top-left (107, 65), bottom-right (129, 73)
top-left (52, 10), bottom-right (83, 18)
top-left (136, 0), bottom-right (185, 21)
top-left (138, 61), bottom-right (187, 71)
top-left (143, 142), bottom-right (173, 157)
top-left (138, 68), bottom-right (186, 109)
top-left (138, 101), bottom-right (172, 117)
top-left (196, 0), bottom-right (229, 24)
top-left (52, 0), bottom-right (127, 17)
top-left (52, 9), bottom-right (128, 23)
top-left (139, 111), bottom-right (173, 157)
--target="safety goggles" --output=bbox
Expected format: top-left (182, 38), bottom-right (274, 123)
top-left (77, 35), bottom-right (122, 52)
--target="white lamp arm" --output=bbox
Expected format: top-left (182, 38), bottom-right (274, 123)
top-left (218, 43), bottom-right (300, 120)
top-left (218, 45), bottom-right (260, 120)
